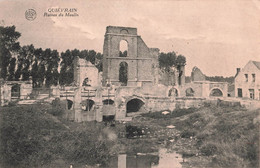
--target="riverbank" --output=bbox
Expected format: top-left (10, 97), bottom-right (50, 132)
top-left (135, 105), bottom-right (259, 168)
top-left (0, 103), bottom-right (259, 167)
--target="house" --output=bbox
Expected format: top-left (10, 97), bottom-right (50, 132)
top-left (235, 60), bottom-right (260, 100)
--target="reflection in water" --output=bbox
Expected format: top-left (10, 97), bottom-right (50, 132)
top-left (106, 148), bottom-right (182, 168)
top-left (152, 148), bottom-right (182, 168)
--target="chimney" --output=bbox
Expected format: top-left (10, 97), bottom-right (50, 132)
top-left (237, 68), bottom-right (240, 73)
top-left (235, 68), bottom-right (240, 77)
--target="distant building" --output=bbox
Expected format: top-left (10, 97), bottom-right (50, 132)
top-left (0, 79), bottom-right (33, 106)
top-left (235, 60), bottom-right (260, 100)
top-left (73, 57), bottom-right (100, 87)
top-left (191, 66), bottom-right (206, 82)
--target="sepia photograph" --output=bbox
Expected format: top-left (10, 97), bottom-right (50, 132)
top-left (0, 0), bottom-right (259, 167)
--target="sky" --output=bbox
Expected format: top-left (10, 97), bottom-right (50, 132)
top-left (0, 0), bottom-right (260, 77)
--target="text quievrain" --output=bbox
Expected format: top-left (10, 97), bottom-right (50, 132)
top-left (44, 8), bottom-right (79, 17)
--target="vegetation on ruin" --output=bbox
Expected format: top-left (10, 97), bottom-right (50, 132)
top-left (205, 76), bottom-right (235, 83)
top-left (158, 51), bottom-right (186, 72)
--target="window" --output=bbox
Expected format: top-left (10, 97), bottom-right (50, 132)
top-left (119, 40), bottom-right (128, 57)
top-left (210, 88), bottom-right (223, 97)
top-left (185, 88), bottom-right (195, 97)
top-left (252, 74), bottom-right (255, 82)
top-left (245, 74), bottom-right (248, 82)
top-left (249, 89), bottom-right (254, 99)
top-left (237, 88), bottom-right (242, 97)
top-left (11, 84), bottom-right (20, 98)
top-left (119, 62), bottom-right (128, 86)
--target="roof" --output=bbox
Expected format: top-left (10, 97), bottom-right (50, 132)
top-left (252, 61), bottom-right (260, 70)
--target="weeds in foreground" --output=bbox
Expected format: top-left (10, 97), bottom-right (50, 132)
top-left (175, 105), bottom-right (259, 168)
top-left (0, 105), bottom-right (113, 168)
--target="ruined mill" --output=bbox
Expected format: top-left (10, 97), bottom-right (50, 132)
top-left (0, 26), bottom-right (228, 122)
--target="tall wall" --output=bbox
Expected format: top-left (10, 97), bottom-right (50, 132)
top-left (102, 26), bottom-right (159, 87)
top-left (191, 66), bottom-right (206, 82)
top-left (74, 57), bottom-right (100, 87)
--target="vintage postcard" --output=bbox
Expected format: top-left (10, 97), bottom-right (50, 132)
top-left (0, 0), bottom-right (259, 167)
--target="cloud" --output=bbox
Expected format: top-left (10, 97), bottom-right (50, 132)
top-left (50, 17), bottom-right (96, 40)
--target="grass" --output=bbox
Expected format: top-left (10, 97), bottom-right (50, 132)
top-left (142, 107), bottom-right (197, 119)
top-left (173, 105), bottom-right (259, 168)
top-left (0, 104), bottom-right (114, 168)
top-left (0, 102), bottom-right (258, 168)
top-left (139, 103), bottom-right (259, 168)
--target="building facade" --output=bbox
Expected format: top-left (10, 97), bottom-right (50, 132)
top-left (235, 60), bottom-right (260, 100)
top-left (102, 26), bottom-right (160, 87)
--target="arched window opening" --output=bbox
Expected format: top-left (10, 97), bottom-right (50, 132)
top-left (119, 40), bottom-right (128, 57)
top-left (210, 88), bottom-right (223, 97)
top-left (11, 84), bottom-right (20, 98)
top-left (103, 99), bottom-right (114, 105)
top-left (67, 100), bottom-right (73, 110)
top-left (168, 88), bottom-right (178, 97)
top-left (185, 88), bottom-right (195, 97)
top-left (119, 62), bottom-right (128, 86)
top-left (120, 29), bottom-right (129, 34)
top-left (82, 99), bottom-right (95, 111)
top-left (126, 98), bottom-right (145, 113)
top-left (82, 78), bottom-right (91, 86)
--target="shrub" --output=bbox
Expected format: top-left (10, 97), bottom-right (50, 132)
top-left (125, 125), bottom-right (144, 138)
top-left (7, 101), bottom-right (17, 106)
top-left (0, 105), bottom-right (113, 167)
top-left (180, 129), bottom-right (196, 138)
top-left (200, 143), bottom-right (217, 156)
top-left (47, 107), bottom-right (64, 116)
top-left (48, 98), bottom-right (65, 116)
top-left (142, 108), bottom-right (197, 119)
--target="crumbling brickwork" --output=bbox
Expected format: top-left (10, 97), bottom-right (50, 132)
top-left (102, 26), bottom-right (159, 87)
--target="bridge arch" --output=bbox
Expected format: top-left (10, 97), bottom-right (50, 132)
top-left (81, 99), bottom-right (95, 111)
top-left (126, 97), bottom-right (145, 113)
top-left (103, 99), bottom-right (115, 105)
top-left (185, 87), bottom-right (195, 97)
top-left (209, 87), bottom-right (224, 97)
top-left (167, 87), bottom-right (179, 97)
top-left (66, 99), bottom-right (73, 110)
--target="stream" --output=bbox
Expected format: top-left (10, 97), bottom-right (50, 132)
top-left (105, 148), bottom-right (183, 168)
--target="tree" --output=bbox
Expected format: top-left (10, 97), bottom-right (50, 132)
top-left (95, 53), bottom-right (103, 72)
top-left (45, 68), bottom-right (52, 87)
top-left (37, 63), bottom-right (45, 87)
top-left (31, 60), bottom-right (38, 87)
top-left (32, 48), bottom-right (43, 87)
top-left (119, 51), bottom-right (127, 57)
top-left (15, 45), bottom-right (35, 81)
top-left (52, 69), bottom-right (59, 86)
top-left (176, 55), bottom-right (186, 66)
top-left (15, 63), bottom-right (22, 81)
top-left (22, 59), bottom-right (30, 81)
top-left (0, 26), bottom-right (21, 79)
top-left (60, 49), bottom-right (75, 85)
top-left (88, 50), bottom-right (96, 64)
top-left (44, 49), bottom-right (60, 87)
top-left (7, 57), bottom-right (16, 81)
top-left (158, 51), bottom-right (177, 72)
